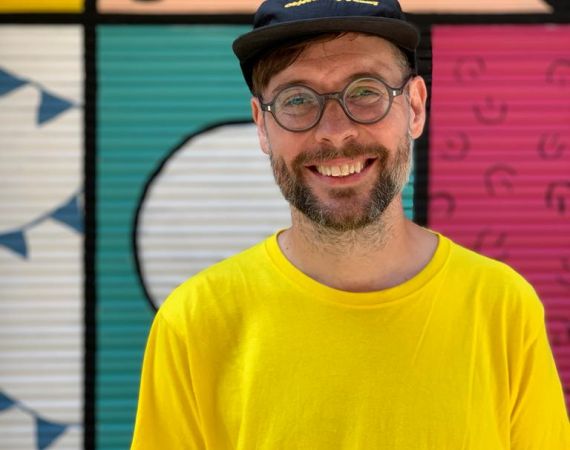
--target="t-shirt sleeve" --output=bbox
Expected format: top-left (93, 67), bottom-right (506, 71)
top-left (131, 311), bottom-right (205, 450)
top-left (509, 296), bottom-right (570, 449)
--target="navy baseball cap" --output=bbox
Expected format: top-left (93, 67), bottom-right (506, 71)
top-left (233, 0), bottom-right (420, 92)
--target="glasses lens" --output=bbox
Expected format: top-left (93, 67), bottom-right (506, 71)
top-left (273, 86), bottom-right (320, 131)
top-left (344, 78), bottom-right (390, 123)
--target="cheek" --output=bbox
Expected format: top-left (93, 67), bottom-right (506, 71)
top-left (365, 128), bottom-right (400, 153)
top-left (374, 112), bottom-right (410, 145)
top-left (265, 124), bottom-right (305, 158)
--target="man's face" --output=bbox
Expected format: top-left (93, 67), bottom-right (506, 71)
top-left (252, 34), bottom-right (426, 231)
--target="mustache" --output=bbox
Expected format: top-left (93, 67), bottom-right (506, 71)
top-left (292, 143), bottom-right (390, 167)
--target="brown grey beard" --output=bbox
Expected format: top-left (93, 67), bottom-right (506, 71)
top-left (269, 136), bottom-right (412, 233)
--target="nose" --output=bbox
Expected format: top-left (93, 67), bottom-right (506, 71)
top-left (313, 97), bottom-right (359, 147)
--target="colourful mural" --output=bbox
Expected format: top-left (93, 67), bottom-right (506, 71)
top-left (430, 23), bottom-right (570, 402)
top-left (135, 122), bottom-right (291, 309)
top-left (0, 1), bottom-right (568, 449)
top-left (96, 25), bottom-right (252, 449)
top-left (0, 26), bottom-right (84, 450)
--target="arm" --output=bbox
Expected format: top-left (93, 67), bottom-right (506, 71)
top-left (509, 302), bottom-right (570, 449)
top-left (131, 312), bottom-right (206, 450)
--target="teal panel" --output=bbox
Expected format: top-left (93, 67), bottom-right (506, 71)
top-left (97, 24), bottom-right (415, 450)
top-left (404, 174), bottom-right (414, 220)
top-left (96, 25), bottom-right (251, 450)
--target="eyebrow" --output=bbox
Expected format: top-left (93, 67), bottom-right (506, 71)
top-left (268, 71), bottom-right (393, 99)
top-left (268, 80), bottom-right (312, 99)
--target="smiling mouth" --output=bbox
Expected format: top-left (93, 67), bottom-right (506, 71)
top-left (309, 158), bottom-right (376, 177)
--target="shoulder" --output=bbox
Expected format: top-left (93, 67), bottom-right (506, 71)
top-left (444, 235), bottom-right (536, 292)
top-left (434, 234), bottom-right (547, 349)
top-left (439, 234), bottom-right (544, 320)
top-left (157, 236), bottom-right (271, 330)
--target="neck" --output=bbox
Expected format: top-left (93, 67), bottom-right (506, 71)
top-left (291, 204), bottom-right (395, 257)
top-left (278, 199), bottom-right (437, 292)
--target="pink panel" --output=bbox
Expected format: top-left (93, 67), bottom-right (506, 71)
top-left (430, 25), bottom-right (570, 403)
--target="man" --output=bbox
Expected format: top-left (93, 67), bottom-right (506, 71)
top-left (131, 1), bottom-right (569, 448)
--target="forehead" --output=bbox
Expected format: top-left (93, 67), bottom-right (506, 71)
top-left (266, 33), bottom-right (403, 93)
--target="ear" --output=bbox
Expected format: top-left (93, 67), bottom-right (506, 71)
top-left (251, 97), bottom-right (271, 155)
top-left (407, 76), bottom-right (428, 139)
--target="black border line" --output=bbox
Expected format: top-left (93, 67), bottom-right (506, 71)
top-left (412, 25), bottom-right (432, 227)
top-left (83, 1), bottom-right (96, 450)
top-left (0, 13), bottom-right (252, 24)
top-left (2, 12), bottom-right (570, 24)
top-left (131, 120), bottom-right (254, 313)
top-left (408, 12), bottom-right (570, 24)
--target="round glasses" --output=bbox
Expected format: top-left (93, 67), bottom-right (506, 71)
top-left (259, 76), bottom-right (411, 132)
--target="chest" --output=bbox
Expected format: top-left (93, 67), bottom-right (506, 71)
top-left (202, 305), bottom-right (509, 449)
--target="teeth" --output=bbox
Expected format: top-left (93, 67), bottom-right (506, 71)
top-left (316, 161), bottom-right (365, 177)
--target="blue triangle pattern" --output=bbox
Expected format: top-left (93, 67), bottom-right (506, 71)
top-left (38, 90), bottom-right (74, 125)
top-left (51, 195), bottom-right (83, 233)
top-left (0, 391), bottom-right (16, 412)
top-left (36, 417), bottom-right (68, 450)
top-left (0, 230), bottom-right (28, 258)
top-left (0, 68), bottom-right (27, 96)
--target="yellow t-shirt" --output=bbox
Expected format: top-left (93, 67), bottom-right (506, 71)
top-left (131, 233), bottom-right (569, 449)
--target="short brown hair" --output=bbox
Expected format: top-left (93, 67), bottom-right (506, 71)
top-left (251, 33), bottom-right (411, 97)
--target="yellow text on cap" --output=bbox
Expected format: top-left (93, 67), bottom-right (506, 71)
top-left (285, 0), bottom-right (380, 9)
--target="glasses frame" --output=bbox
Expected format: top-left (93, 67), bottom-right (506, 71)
top-left (258, 75), bottom-right (413, 132)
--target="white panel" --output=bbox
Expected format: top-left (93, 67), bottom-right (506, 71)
top-left (138, 123), bottom-right (291, 308)
top-left (0, 25), bottom-right (83, 448)
top-left (0, 408), bottom-right (35, 450)
top-left (0, 27), bottom-right (83, 102)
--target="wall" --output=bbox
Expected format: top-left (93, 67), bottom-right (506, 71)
top-left (0, 23), bottom-right (84, 450)
top-left (0, 1), bottom-right (568, 449)
top-left (429, 22), bottom-right (570, 409)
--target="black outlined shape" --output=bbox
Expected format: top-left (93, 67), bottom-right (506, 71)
top-left (538, 132), bottom-right (566, 160)
top-left (556, 257), bottom-right (570, 289)
top-left (132, 120), bottom-right (254, 312)
top-left (473, 228), bottom-right (509, 261)
top-left (441, 131), bottom-right (470, 161)
top-left (453, 56), bottom-right (486, 82)
top-left (0, 191), bottom-right (83, 259)
top-left (556, 257), bottom-right (570, 290)
top-left (429, 191), bottom-right (456, 219)
top-left (473, 96), bottom-right (508, 125)
top-left (546, 59), bottom-right (570, 86)
top-left (545, 181), bottom-right (570, 214)
top-left (484, 163), bottom-right (517, 196)
top-left (548, 318), bottom-right (570, 346)
top-left (0, 390), bottom-right (81, 450)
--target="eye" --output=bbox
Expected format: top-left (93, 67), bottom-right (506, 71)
top-left (275, 88), bottom-right (318, 115)
top-left (347, 86), bottom-right (384, 104)
top-left (346, 80), bottom-right (388, 106)
top-left (349, 87), bottom-right (380, 98)
top-left (284, 94), bottom-right (312, 106)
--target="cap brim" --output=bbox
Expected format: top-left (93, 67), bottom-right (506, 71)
top-left (233, 16), bottom-right (420, 91)
top-left (234, 16), bottom-right (418, 59)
